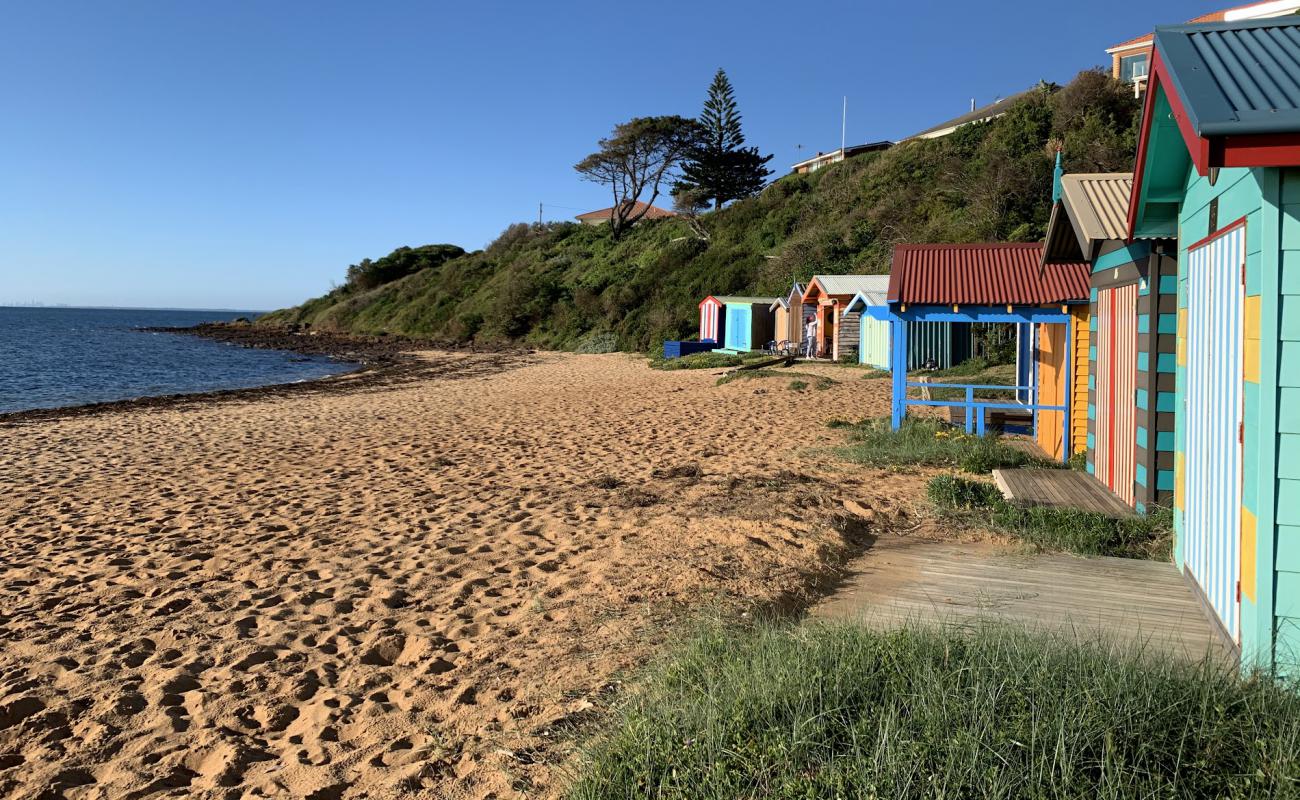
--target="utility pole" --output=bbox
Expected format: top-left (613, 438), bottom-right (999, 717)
top-left (538, 202), bottom-right (543, 226)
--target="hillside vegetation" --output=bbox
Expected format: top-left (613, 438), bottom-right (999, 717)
top-left (262, 71), bottom-right (1139, 351)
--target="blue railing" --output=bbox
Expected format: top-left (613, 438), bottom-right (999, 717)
top-left (903, 381), bottom-right (1065, 436)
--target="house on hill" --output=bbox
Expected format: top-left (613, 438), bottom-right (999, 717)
top-left (790, 142), bottom-right (892, 175)
top-left (1105, 0), bottom-right (1300, 95)
top-left (905, 88), bottom-right (1041, 140)
top-left (1127, 15), bottom-right (1300, 675)
top-left (574, 200), bottom-right (676, 226)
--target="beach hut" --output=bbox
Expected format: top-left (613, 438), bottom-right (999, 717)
top-left (876, 243), bottom-right (1090, 459)
top-left (717, 297), bottom-right (779, 352)
top-left (769, 282), bottom-right (808, 350)
top-left (1127, 17), bottom-right (1300, 672)
top-left (802, 275), bottom-right (892, 361)
top-left (845, 291), bottom-right (973, 370)
top-left (1042, 173), bottom-right (1177, 512)
top-left (698, 295), bottom-right (726, 343)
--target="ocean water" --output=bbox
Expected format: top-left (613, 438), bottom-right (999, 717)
top-left (0, 307), bottom-right (355, 414)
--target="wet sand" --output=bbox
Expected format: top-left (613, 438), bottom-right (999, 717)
top-left (0, 352), bottom-right (929, 799)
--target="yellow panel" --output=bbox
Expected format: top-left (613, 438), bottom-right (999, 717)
top-left (1177, 309), bottom-right (1188, 367)
top-left (1242, 507), bottom-right (1257, 602)
top-left (1244, 295), bottom-right (1262, 341)
top-left (1174, 452), bottom-right (1185, 511)
top-left (1072, 308), bottom-right (1090, 454)
top-left (1244, 338), bottom-right (1261, 384)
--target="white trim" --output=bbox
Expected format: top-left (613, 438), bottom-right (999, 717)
top-left (1105, 40), bottom-right (1152, 55)
top-left (1224, 0), bottom-right (1300, 20)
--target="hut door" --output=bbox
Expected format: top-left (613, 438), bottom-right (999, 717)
top-left (1184, 223), bottom-right (1246, 644)
top-left (1095, 284), bottom-right (1139, 506)
top-left (725, 306), bottom-right (748, 351)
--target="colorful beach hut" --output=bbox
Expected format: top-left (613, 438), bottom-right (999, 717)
top-left (698, 295), bottom-right (726, 343)
top-left (845, 290), bottom-right (974, 370)
top-left (876, 243), bottom-right (1090, 459)
top-left (717, 297), bottom-right (778, 352)
top-left (1127, 17), bottom-right (1300, 672)
top-left (1043, 173), bottom-right (1177, 511)
top-left (802, 275), bottom-right (891, 361)
top-left (769, 282), bottom-right (808, 349)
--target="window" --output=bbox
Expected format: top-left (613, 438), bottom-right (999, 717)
top-left (1120, 53), bottom-right (1149, 83)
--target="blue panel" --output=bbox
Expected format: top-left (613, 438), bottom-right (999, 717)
top-left (724, 306), bottom-right (750, 351)
top-left (1137, 352), bottom-right (1149, 373)
top-left (1136, 463), bottom-right (1149, 487)
top-left (1157, 431), bottom-right (1176, 452)
top-left (1157, 392), bottom-right (1176, 413)
top-left (1158, 313), bottom-right (1178, 334)
top-left (1160, 275), bottom-right (1178, 294)
top-left (1138, 315), bottom-right (1151, 334)
top-left (1158, 470), bottom-right (1175, 491)
top-left (1157, 353), bottom-right (1177, 373)
top-left (1137, 426), bottom-right (1148, 449)
top-left (1136, 388), bottom-right (1149, 410)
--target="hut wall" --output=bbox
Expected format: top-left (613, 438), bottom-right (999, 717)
top-left (773, 306), bottom-right (790, 347)
top-left (835, 307), bottom-right (861, 361)
top-left (859, 314), bottom-right (891, 368)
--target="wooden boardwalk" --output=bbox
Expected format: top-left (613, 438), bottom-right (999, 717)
top-left (993, 467), bottom-right (1136, 518)
top-left (813, 536), bottom-right (1231, 663)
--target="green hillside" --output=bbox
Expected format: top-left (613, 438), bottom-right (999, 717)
top-left (261, 71), bottom-right (1139, 352)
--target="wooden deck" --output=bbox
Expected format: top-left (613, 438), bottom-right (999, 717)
top-left (993, 468), bottom-right (1136, 518)
top-left (814, 537), bottom-right (1230, 663)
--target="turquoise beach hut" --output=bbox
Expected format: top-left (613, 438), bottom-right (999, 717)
top-left (719, 297), bottom-right (778, 352)
top-left (1128, 17), bottom-right (1300, 674)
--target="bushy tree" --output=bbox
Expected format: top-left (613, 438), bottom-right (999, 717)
top-left (574, 116), bottom-right (702, 240)
top-left (678, 69), bottom-right (773, 210)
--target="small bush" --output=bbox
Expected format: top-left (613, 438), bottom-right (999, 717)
top-left (927, 474), bottom-right (1002, 509)
top-left (789, 380), bottom-right (808, 391)
top-left (825, 418), bottom-right (855, 429)
top-left (569, 620), bottom-right (1300, 800)
top-left (839, 418), bottom-right (1032, 474)
top-left (573, 331), bottom-right (619, 354)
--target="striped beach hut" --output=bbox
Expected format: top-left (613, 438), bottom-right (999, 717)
top-left (698, 296), bottom-right (726, 343)
top-left (1127, 17), bottom-right (1300, 673)
top-left (1043, 173), bottom-right (1177, 511)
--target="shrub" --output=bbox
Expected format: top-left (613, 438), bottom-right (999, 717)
top-left (569, 620), bottom-right (1300, 800)
top-left (925, 475), bottom-right (1174, 560)
top-left (573, 331), bottom-right (619, 354)
top-left (838, 418), bottom-right (1032, 473)
top-left (789, 380), bottom-right (808, 391)
top-left (650, 351), bottom-right (743, 371)
top-left (927, 474), bottom-right (1002, 508)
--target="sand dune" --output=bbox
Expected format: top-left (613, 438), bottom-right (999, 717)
top-left (0, 352), bottom-right (923, 799)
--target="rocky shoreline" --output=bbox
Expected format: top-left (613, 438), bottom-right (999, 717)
top-left (1, 323), bottom-right (535, 426)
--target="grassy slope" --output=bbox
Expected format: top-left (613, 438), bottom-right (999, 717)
top-left (263, 72), bottom-right (1139, 352)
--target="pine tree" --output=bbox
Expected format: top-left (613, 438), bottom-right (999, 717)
top-left (678, 69), bottom-right (773, 210)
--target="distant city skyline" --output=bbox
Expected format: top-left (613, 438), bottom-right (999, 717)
top-left (2, 0), bottom-right (1223, 310)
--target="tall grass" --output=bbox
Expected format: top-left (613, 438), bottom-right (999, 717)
top-left (568, 620), bottom-right (1300, 799)
top-left (838, 417), bottom-right (1034, 473)
top-left (927, 474), bottom-right (1173, 560)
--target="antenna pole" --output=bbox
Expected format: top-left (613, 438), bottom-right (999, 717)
top-left (841, 96), bottom-right (847, 154)
top-left (538, 202), bottom-right (543, 226)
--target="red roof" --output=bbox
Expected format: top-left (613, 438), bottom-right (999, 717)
top-left (887, 243), bottom-right (1090, 306)
top-left (574, 200), bottom-right (676, 221)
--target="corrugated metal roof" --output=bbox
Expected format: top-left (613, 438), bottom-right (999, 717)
top-left (1155, 17), bottom-right (1300, 137)
top-left (845, 290), bottom-right (890, 312)
top-left (808, 275), bottom-right (890, 297)
top-left (906, 88), bottom-right (1040, 139)
top-left (888, 243), bottom-right (1090, 305)
top-left (1061, 173), bottom-right (1133, 243)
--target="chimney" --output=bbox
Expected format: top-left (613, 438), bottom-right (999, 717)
top-left (970, 98), bottom-right (976, 112)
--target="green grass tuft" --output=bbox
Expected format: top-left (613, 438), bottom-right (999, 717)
top-left (788, 379), bottom-right (808, 391)
top-left (568, 620), bottom-right (1300, 800)
top-left (649, 351), bottom-right (745, 371)
top-left (838, 418), bottom-right (1034, 474)
top-left (928, 474), bottom-right (1173, 560)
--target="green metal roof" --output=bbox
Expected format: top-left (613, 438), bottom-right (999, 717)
top-left (1155, 17), bottom-right (1300, 137)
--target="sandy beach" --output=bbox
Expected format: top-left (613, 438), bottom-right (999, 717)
top-left (0, 352), bottom-right (932, 799)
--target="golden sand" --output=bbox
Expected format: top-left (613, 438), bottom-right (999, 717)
top-left (0, 352), bottom-right (925, 799)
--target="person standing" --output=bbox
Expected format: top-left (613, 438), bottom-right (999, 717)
top-left (804, 315), bottom-right (819, 358)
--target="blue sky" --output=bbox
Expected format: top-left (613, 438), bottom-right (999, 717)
top-left (1, 0), bottom-right (1217, 310)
